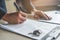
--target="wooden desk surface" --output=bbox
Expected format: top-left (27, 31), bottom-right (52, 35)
top-left (0, 28), bottom-right (31, 40)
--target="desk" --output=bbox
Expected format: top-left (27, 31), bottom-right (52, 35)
top-left (1, 0), bottom-right (60, 40)
top-left (0, 29), bottom-right (31, 40)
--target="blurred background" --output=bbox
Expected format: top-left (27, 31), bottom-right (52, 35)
top-left (32, 0), bottom-right (60, 11)
top-left (5, 0), bottom-right (60, 13)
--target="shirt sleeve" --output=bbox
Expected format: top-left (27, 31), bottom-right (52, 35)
top-left (0, 0), bottom-right (7, 19)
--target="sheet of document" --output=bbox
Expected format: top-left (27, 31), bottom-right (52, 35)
top-left (0, 19), bottom-right (59, 40)
top-left (39, 11), bottom-right (60, 24)
top-left (41, 26), bottom-right (60, 40)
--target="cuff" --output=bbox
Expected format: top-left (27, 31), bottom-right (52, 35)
top-left (0, 7), bottom-right (7, 19)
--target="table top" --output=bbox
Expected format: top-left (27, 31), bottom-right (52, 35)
top-left (0, 28), bottom-right (31, 40)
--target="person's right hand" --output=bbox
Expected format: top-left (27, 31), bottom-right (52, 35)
top-left (2, 11), bottom-right (27, 24)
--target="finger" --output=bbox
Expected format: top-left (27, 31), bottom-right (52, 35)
top-left (41, 13), bottom-right (49, 20)
top-left (18, 18), bottom-right (26, 24)
top-left (19, 14), bottom-right (26, 21)
top-left (44, 14), bottom-right (52, 20)
top-left (34, 15), bottom-right (41, 20)
top-left (21, 13), bottom-right (27, 17)
top-left (35, 11), bottom-right (50, 20)
top-left (40, 12), bottom-right (52, 20)
top-left (19, 11), bottom-right (27, 17)
top-left (18, 18), bottom-right (24, 24)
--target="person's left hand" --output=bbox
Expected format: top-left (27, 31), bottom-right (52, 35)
top-left (33, 10), bottom-right (51, 20)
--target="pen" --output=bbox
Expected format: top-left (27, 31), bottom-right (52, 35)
top-left (14, 2), bottom-right (20, 11)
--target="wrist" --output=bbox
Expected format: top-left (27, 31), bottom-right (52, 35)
top-left (32, 8), bottom-right (37, 12)
top-left (31, 8), bottom-right (37, 15)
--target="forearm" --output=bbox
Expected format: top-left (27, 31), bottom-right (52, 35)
top-left (16, 0), bottom-right (35, 13)
top-left (0, 0), bottom-right (7, 19)
top-left (22, 0), bottom-right (35, 13)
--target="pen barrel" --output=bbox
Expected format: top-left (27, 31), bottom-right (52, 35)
top-left (14, 2), bottom-right (20, 11)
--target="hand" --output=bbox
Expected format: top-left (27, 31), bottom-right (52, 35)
top-left (33, 10), bottom-right (51, 20)
top-left (2, 11), bottom-right (27, 24)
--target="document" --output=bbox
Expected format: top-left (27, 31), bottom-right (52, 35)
top-left (39, 11), bottom-right (60, 24)
top-left (0, 19), bottom-right (58, 40)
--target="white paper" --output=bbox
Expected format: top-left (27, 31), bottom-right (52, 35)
top-left (39, 11), bottom-right (60, 24)
top-left (0, 19), bottom-right (58, 40)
